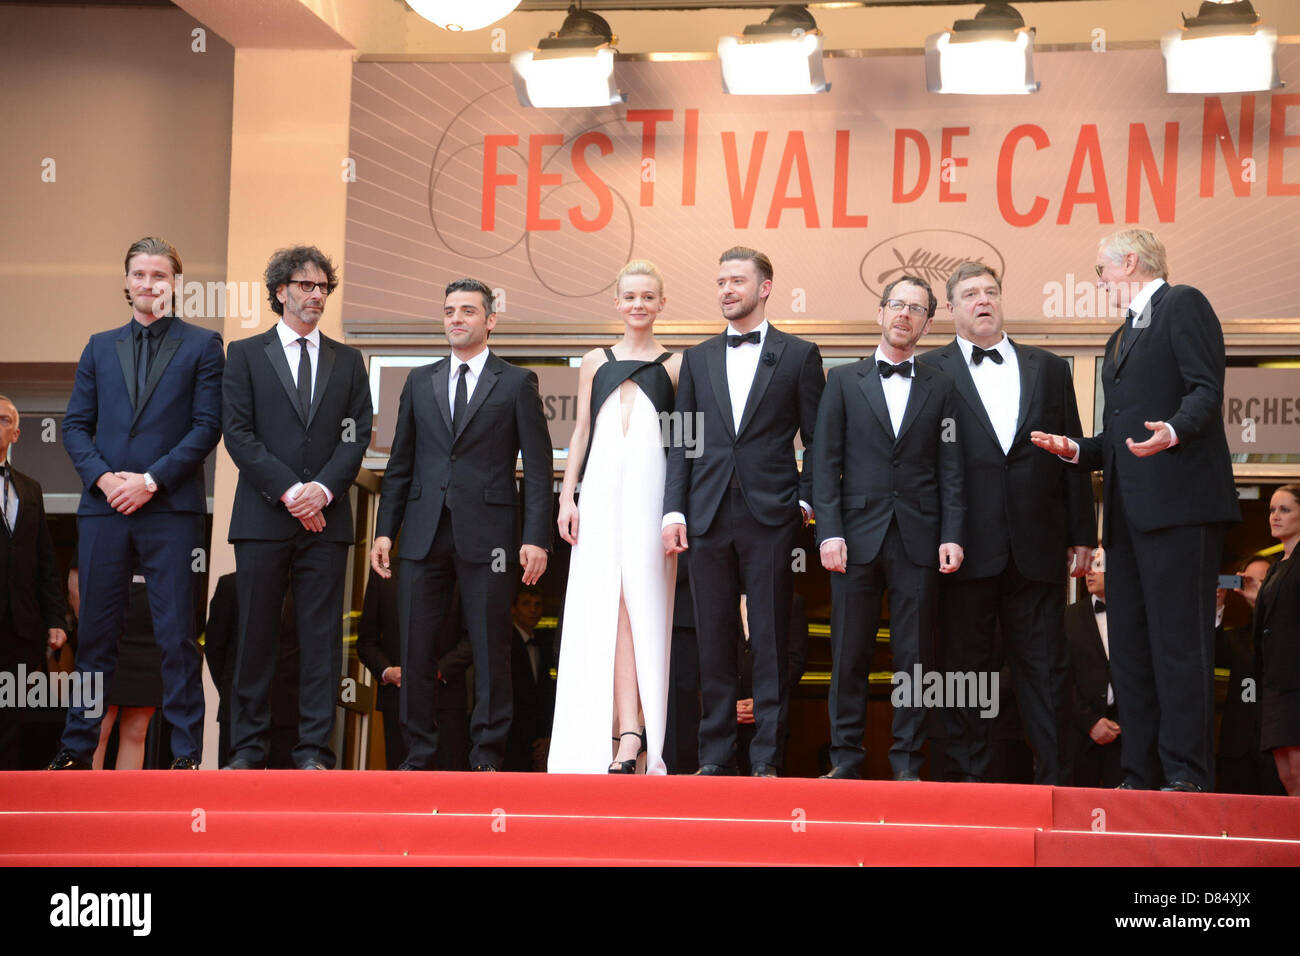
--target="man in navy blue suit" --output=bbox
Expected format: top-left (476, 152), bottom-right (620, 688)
top-left (48, 237), bottom-right (224, 770)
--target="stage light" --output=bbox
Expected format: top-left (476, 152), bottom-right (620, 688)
top-left (924, 2), bottom-right (1039, 95)
top-left (511, 6), bottom-right (625, 108)
top-left (718, 5), bottom-right (830, 96)
top-left (406, 1), bottom-right (522, 33)
top-left (1162, 1), bottom-right (1282, 94)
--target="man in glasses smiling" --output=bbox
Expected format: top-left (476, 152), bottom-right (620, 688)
top-left (221, 246), bottom-right (373, 770)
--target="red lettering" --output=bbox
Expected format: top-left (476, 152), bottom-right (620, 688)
top-left (1126, 122), bottom-right (1179, 223)
top-left (766, 131), bottom-right (819, 229)
top-left (569, 132), bottom-right (614, 233)
top-left (721, 130), bottom-right (768, 229)
top-left (1200, 96), bottom-right (1255, 197)
top-left (682, 108), bottom-right (700, 206)
top-left (997, 124), bottom-right (1050, 227)
top-left (626, 108), bottom-right (673, 206)
top-left (1267, 93), bottom-right (1300, 196)
top-left (481, 134), bottom-right (518, 231)
top-left (832, 129), bottom-right (868, 228)
top-left (526, 134), bottom-right (563, 231)
top-left (1057, 124), bottom-right (1114, 225)
top-left (893, 129), bottom-right (930, 203)
top-left (939, 127), bottom-right (969, 203)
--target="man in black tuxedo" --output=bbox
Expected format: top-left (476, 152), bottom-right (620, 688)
top-left (1065, 548), bottom-right (1124, 788)
top-left (814, 274), bottom-right (964, 780)
top-left (223, 245), bottom-right (373, 770)
top-left (504, 585), bottom-right (555, 772)
top-left (0, 396), bottom-right (68, 769)
top-left (662, 247), bottom-right (824, 778)
top-left (918, 262), bottom-right (1095, 784)
top-left (1033, 228), bottom-right (1240, 792)
top-left (50, 237), bottom-right (224, 771)
top-left (371, 278), bottom-right (553, 772)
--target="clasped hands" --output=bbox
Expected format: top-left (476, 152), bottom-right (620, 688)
top-left (98, 471), bottom-right (153, 515)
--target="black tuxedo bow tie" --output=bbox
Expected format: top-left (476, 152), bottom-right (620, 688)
top-left (877, 359), bottom-right (912, 379)
top-left (727, 330), bottom-right (761, 347)
top-left (971, 346), bottom-right (1003, 366)
top-left (1093, 599), bottom-right (1106, 614)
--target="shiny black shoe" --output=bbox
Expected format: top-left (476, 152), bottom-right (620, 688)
top-left (222, 756), bottom-right (260, 770)
top-left (609, 730), bottom-right (646, 774)
top-left (693, 764), bottom-right (738, 776)
top-left (472, 764), bottom-right (498, 772)
top-left (820, 766), bottom-right (861, 780)
top-left (1115, 779), bottom-right (1143, 790)
top-left (750, 763), bottom-right (779, 778)
top-left (396, 760), bottom-right (428, 771)
top-left (169, 756), bottom-right (200, 770)
top-left (46, 749), bottom-right (91, 770)
top-left (1160, 780), bottom-right (1204, 793)
top-left (296, 759), bottom-right (328, 771)
top-left (893, 771), bottom-right (922, 782)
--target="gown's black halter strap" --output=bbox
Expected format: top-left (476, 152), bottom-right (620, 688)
top-left (577, 349), bottom-right (674, 483)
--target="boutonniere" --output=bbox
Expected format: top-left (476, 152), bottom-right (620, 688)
top-left (762, 351), bottom-right (777, 366)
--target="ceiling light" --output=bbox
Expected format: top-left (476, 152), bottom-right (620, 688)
top-left (511, 5), bottom-right (626, 108)
top-left (925, 2), bottom-right (1039, 95)
top-left (1162, 1), bottom-right (1283, 94)
top-left (406, 1), bottom-right (522, 33)
top-left (718, 5), bottom-right (830, 96)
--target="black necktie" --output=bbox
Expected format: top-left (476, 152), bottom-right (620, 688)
top-left (1116, 309), bottom-right (1135, 354)
top-left (296, 338), bottom-right (312, 419)
top-left (727, 330), bottom-right (761, 348)
top-left (135, 325), bottom-right (151, 402)
top-left (1094, 599), bottom-right (1106, 614)
top-left (971, 346), bottom-right (1003, 366)
top-left (878, 359), bottom-right (912, 379)
top-left (453, 363), bottom-right (470, 426)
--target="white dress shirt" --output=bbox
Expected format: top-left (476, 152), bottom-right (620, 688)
top-left (874, 346), bottom-right (913, 437)
top-left (958, 333), bottom-right (1020, 455)
top-left (448, 346), bottom-right (491, 420)
top-left (1093, 596), bottom-right (1113, 706)
top-left (275, 320), bottom-right (331, 506)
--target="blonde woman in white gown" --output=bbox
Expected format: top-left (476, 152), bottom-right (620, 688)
top-left (548, 261), bottom-right (681, 774)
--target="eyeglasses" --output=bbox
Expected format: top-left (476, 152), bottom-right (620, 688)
top-left (885, 299), bottom-right (929, 319)
top-left (286, 280), bottom-right (331, 295)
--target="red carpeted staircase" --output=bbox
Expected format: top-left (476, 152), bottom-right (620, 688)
top-left (2, 772), bottom-right (1297, 866)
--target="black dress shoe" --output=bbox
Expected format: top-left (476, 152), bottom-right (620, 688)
top-left (893, 771), bottom-right (922, 782)
top-left (472, 764), bottom-right (498, 772)
top-left (297, 759), bottom-right (328, 771)
top-left (1160, 780), bottom-right (1204, 792)
top-left (396, 760), bottom-right (428, 771)
top-left (750, 763), bottom-right (779, 777)
top-left (693, 764), bottom-right (737, 776)
top-left (820, 766), bottom-right (861, 780)
top-left (1115, 781), bottom-right (1140, 790)
top-left (169, 756), bottom-right (200, 770)
top-left (222, 756), bottom-right (260, 770)
top-left (46, 749), bottom-right (91, 770)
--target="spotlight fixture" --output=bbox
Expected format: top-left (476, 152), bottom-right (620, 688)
top-left (406, 1), bottom-right (522, 33)
top-left (1162, 1), bottom-right (1283, 94)
top-left (718, 5), bottom-right (830, 96)
top-left (925, 2), bottom-right (1039, 95)
top-left (511, 5), bottom-right (626, 108)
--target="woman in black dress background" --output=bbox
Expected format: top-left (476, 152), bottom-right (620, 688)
top-left (1258, 483), bottom-right (1300, 795)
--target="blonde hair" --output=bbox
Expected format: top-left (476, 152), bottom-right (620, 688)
top-left (1100, 228), bottom-right (1169, 280)
top-left (616, 259), bottom-right (665, 296)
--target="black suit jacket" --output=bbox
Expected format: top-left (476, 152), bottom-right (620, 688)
top-left (223, 327), bottom-right (373, 543)
top-left (1064, 597), bottom-right (1112, 736)
top-left (813, 358), bottom-right (964, 567)
top-left (1074, 283), bottom-right (1240, 539)
top-left (917, 339), bottom-right (1094, 582)
top-left (375, 352), bottom-right (553, 562)
top-left (357, 571), bottom-right (400, 716)
top-left (1256, 557), bottom-right (1300, 693)
top-left (663, 326), bottom-right (823, 534)
top-left (0, 468), bottom-right (65, 663)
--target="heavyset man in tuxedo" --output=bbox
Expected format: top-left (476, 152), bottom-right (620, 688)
top-left (222, 246), bottom-right (373, 770)
top-left (371, 278), bottom-right (553, 772)
top-left (49, 237), bottom-right (224, 771)
top-left (662, 247), bottom-right (823, 777)
top-left (1033, 228), bottom-right (1240, 792)
top-left (918, 262), bottom-right (1094, 785)
top-left (813, 274), bottom-right (964, 780)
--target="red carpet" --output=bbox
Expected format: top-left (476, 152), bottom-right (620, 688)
top-left (2, 772), bottom-right (1297, 866)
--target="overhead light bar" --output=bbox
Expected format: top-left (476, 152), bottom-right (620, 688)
top-left (718, 5), bottom-right (830, 96)
top-left (406, 0), bottom-right (522, 33)
top-left (512, 5), bottom-right (626, 108)
top-left (1162, 1), bottom-right (1282, 94)
top-left (925, 2), bottom-right (1039, 95)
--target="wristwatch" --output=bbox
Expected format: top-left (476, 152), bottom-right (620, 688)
top-left (143, 473), bottom-right (158, 494)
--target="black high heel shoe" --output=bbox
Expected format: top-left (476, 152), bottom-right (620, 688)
top-left (608, 730), bottom-right (647, 774)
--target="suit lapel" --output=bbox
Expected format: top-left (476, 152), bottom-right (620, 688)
top-left (896, 364), bottom-right (931, 442)
top-left (454, 352), bottom-right (501, 442)
top-left (704, 335), bottom-right (736, 441)
top-left (430, 360), bottom-right (453, 437)
top-left (131, 319), bottom-right (184, 428)
top-left (263, 330), bottom-right (306, 426)
top-left (736, 326), bottom-right (785, 437)
top-left (1011, 339), bottom-right (1037, 444)
top-left (1116, 285), bottom-right (1161, 370)
top-left (940, 341), bottom-right (1000, 450)
top-left (857, 364), bottom-right (894, 441)
top-left (115, 326), bottom-right (136, 408)
top-left (306, 335), bottom-right (336, 428)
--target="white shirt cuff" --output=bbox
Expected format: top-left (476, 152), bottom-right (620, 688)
top-left (282, 481), bottom-right (334, 506)
top-left (1165, 422), bottom-right (1179, 447)
top-left (662, 512), bottom-right (686, 531)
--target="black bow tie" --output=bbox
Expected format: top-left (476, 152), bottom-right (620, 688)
top-left (727, 330), bottom-right (761, 348)
top-left (1093, 599), bottom-right (1106, 614)
top-left (971, 345), bottom-right (1003, 366)
top-left (878, 359), bottom-right (912, 379)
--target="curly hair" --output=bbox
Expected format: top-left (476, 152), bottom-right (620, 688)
top-left (264, 246), bottom-right (339, 316)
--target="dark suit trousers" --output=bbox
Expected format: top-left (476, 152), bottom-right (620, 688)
top-left (231, 535), bottom-right (348, 768)
top-left (399, 512), bottom-right (514, 770)
top-left (829, 519), bottom-right (936, 777)
top-left (689, 488), bottom-right (798, 770)
top-left (0, 611), bottom-right (24, 770)
top-left (663, 624), bottom-right (701, 773)
top-left (939, 564), bottom-right (1069, 784)
top-left (1105, 482), bottom-right (1222, 790)
top-left (61, 512), bottom-right (204, 761)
